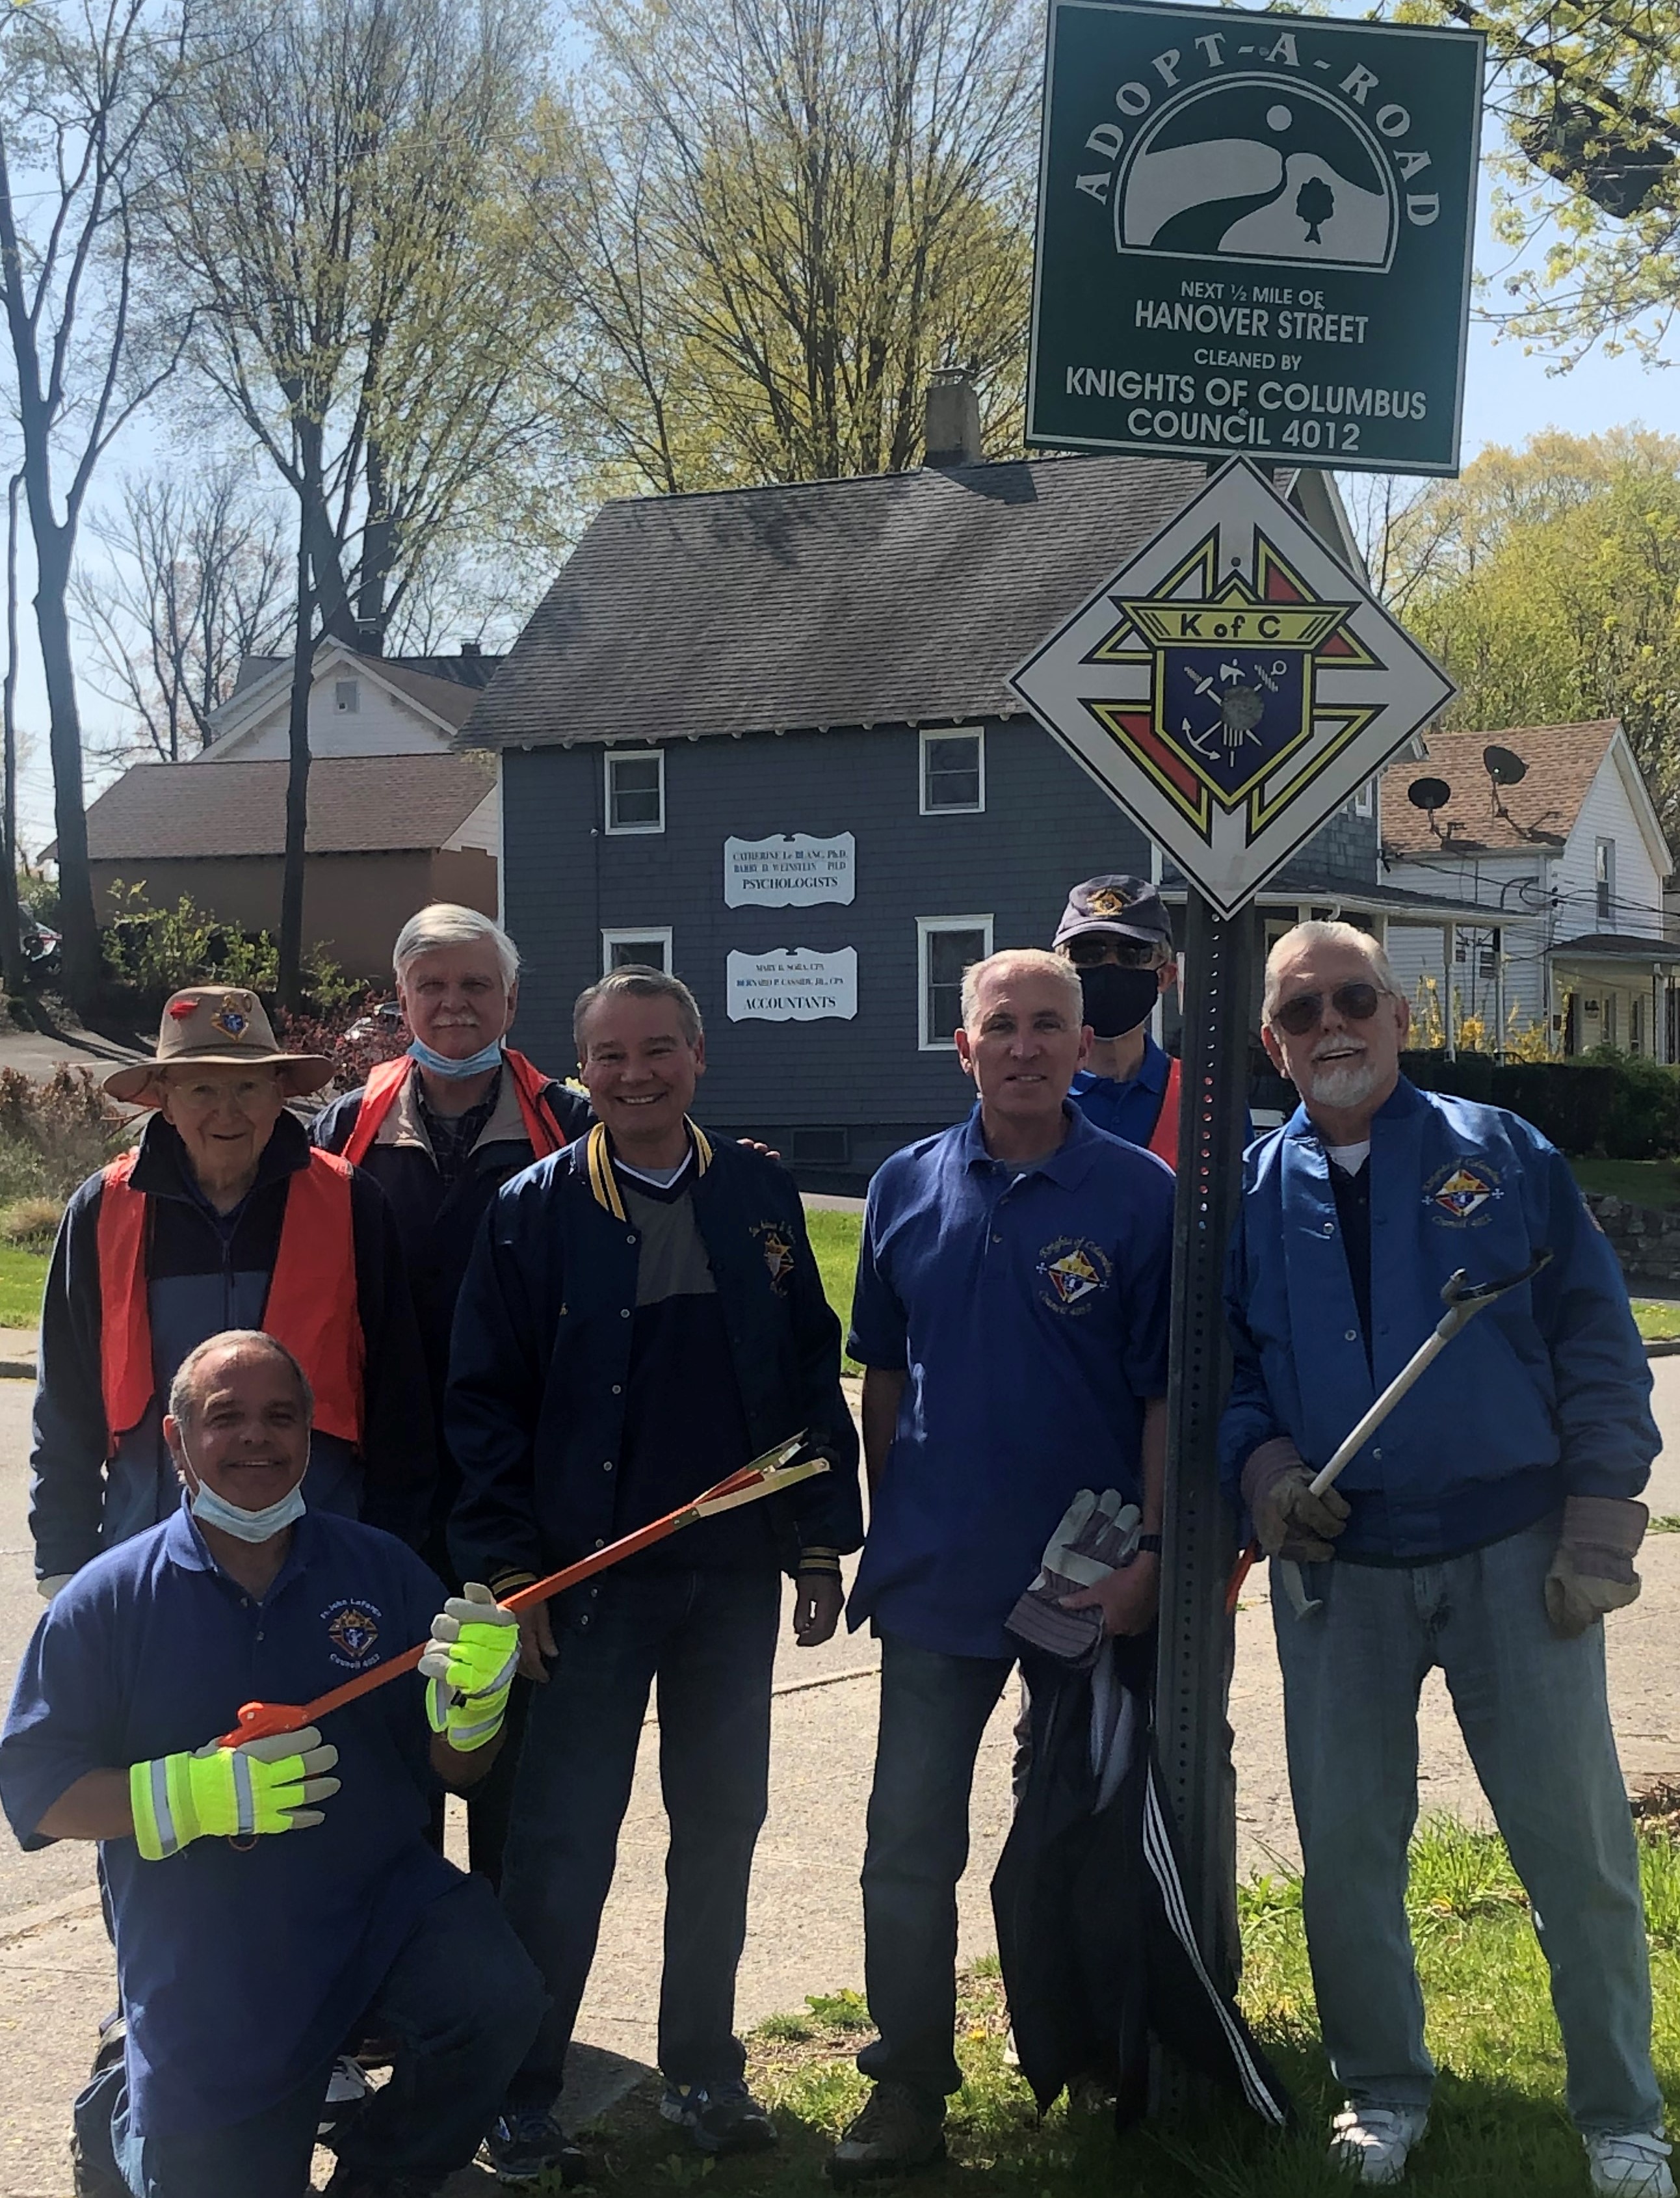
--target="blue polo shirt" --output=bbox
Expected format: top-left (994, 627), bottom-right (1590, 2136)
top-left (0, 1503), bottom-right (459, 2141)
top-left (1068, 1033), bottom-right (1173, 1148)
top-left (847, 1104), bottom-right (1175, 1658)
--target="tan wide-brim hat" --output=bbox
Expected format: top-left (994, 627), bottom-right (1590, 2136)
top-left (104, 987), bottom-right (334, 1106)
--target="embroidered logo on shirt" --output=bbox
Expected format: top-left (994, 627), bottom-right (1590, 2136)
top-left (322, 1599), bottom-right (382, 1669)
top-left (1423, 1159), bottom-right (1502, 1226)
top-left (1036, 1236), bottom-right (1113, 1313)
top-left (752, 1221), bottom-right (796, 1294)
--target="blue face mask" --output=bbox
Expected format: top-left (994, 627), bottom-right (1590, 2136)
top-left (408, 1037), bottom-right (505, 1079)
top-left (189, 1477), bottom-right (306, 1545)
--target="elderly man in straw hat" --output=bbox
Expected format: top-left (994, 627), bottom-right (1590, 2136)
top-left (31, 986), bottom-right (434, 1602)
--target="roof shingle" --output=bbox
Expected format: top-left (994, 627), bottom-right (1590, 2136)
top-left (460, 453), bottom-right (1216, 750)
top-left (1379, 721), bottom-right (1620, 858)
top-left (83, 753), bottom-right (495, 860)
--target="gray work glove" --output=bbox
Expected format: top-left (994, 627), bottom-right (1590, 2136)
top-left (1241, 1437), bottom-right (1350, 1563)
top-left (1006, 1488), bottom-right (1141, 1667)
top-left (1544, 1495), bottom-right (1648, 1639)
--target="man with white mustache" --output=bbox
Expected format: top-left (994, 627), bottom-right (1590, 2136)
top-left (1220, 920), bottom-right (1670, 2196)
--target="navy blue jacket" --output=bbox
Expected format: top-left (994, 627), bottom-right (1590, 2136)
top-left (32, 1111), bottom-right (434, 1578)
top-left (447, 1128), bottom-right (862, 1598)
top-left (1219, 1077), bottom-right (1659, 1563)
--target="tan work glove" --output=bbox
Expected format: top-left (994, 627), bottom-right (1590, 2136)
top-left (1241, 1437), bottom-right (1351, 1563)
top-left (1544, 1495), bottom-right (1648, 1639)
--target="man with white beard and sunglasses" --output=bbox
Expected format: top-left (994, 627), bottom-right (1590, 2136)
top-left (1219, 920), bottom-right (1670, 2196)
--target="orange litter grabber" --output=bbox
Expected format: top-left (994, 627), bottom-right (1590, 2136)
top-left (219, 1437), bottom-right (820, 1748)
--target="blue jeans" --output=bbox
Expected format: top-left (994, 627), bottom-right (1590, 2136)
top-left (75, 1874), bottom-right (544, 2197)
top-left (857, 1632), bottom-right (1014, 2101)
top-left (1274, 1518), bottom-right (1662, 2134)
top-left (499, 1563), bottom-right (781, 2109)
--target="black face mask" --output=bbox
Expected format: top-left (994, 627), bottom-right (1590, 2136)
top-left (1079, 963), bottom-right (1161, 1041)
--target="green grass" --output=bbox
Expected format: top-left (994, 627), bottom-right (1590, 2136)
top-left (570, 1818), bottom-right (1680, 2198)
top-left (802, 1207), bottom-right (862, 1373)
top-left (1633, 1299), bottom-right (1680, 1341)
top-left (1572, 1158), bottom-right (1680, 1210)
top-left (0, 1242), bottom-right (47, 1328)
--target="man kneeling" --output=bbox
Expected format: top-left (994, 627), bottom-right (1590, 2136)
top-left (0, 1329), bottom-right (544, 2198)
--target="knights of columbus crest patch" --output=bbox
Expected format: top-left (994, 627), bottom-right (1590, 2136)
top-left (1036, 1237), bottom-right (1112, 1314)
top-left (1424, 1161), bottom-right (1501, 1225)
top-left (753, 1223), bottom-right (795, 1294)
top-left (324, 1600), bottom-right (382, 1669)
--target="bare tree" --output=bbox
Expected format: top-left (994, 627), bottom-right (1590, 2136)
top-left (151, 0), bottom-right (555, 1003)
top-left (73, 462), bottom-right (291, 762)
top-left (1, 468), bottom-right (25, 993)
top-left (0, 1), bottom-right (194, 1014)
top-left (525, 0), bottom-right (1041, 496)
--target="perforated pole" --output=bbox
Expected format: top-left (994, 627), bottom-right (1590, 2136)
top-left (1153, 887), bottom-right (1257, 2110)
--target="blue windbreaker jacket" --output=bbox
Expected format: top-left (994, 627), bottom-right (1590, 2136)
top-left (1219, 1077), bottom-right (1658, 1562)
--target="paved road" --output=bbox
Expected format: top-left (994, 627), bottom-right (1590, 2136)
top-left (0, 1368), bottom-right (1677, 2194)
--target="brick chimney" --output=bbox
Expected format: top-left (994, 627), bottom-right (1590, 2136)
top-left (923, 370), bottom-right (982, 467)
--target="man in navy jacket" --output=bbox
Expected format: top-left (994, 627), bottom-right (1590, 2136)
top-left (1221, 920), bottom-right (1669, 2197)
top-left (447, 966), bottom-right (861, 2185)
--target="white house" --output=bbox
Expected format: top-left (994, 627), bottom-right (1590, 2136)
top-left (1379, 719), bottom-right (1679, 1058)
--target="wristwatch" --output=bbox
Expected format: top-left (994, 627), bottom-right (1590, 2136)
top-left (1136, 1532), bottom-right (1163, 1556)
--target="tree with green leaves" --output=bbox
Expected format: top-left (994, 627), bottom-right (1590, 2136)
top-left (1381, 429), bottom-right (1680, 838)
top-left (523, 0), bottom-right (1040, 499)
top-left (150, 0), bottom-right (555, 1003)
top-left (1398, 0), bottom-right (1678, 365)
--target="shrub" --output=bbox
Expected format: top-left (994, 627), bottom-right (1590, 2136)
top-left (274, 996), bottom-right (408, 1096)
top-left (0, 1066), bottom-right (129, 1205)
top-left (0, 1194), bottom-right (66, 1243)
top-left (100, 882), bottom-right (360, 1019)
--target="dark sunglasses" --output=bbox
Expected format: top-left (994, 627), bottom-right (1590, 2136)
top-left (1273, 981), bottom-right (1389, 1037)
top-left (1064, 937), bottom-right (1163, 969)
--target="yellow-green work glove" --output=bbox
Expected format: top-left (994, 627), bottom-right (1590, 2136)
top-left (130, 1727), bottom-right (340, 1861)
top-left (419, 1582), bottom-right (518, 1752)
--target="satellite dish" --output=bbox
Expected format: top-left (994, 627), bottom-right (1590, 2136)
top-left (1408, 776), bottom-right (1452, 813)
top-left (1484, 744), bottom-right (1528, 786)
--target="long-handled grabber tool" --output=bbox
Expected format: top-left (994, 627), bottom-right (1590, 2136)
top-left (218, 1437), bottom-right (823, 1749)
top-left (1224, 1251), bottom-right (1553, 1621)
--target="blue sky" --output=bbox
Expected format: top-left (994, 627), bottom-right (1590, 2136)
top-left (7, 118), bottom-right (1678, 859)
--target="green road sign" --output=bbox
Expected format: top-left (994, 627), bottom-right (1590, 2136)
top-left (1026, 1), bottom-right (1484, 475)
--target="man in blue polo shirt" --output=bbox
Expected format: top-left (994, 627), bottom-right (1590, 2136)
top-left (832, 947), bottom-right (1174, 2183)
top-left (0, 1329), bottom-right (544, 2198)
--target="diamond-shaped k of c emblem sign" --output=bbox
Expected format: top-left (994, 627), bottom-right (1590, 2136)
top-left (1009, 459), bottom-right (1455, 915)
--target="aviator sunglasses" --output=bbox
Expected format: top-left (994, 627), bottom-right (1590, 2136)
top-left (1272, 981), bottom-right (1390, 1038)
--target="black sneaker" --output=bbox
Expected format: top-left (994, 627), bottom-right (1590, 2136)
top-left (829, 2082), bottom-right (947, 2184)
top-left (660, 2078), bottom-right (778, 2156)
top-left (482, 2106), bottom-right (588, 2186)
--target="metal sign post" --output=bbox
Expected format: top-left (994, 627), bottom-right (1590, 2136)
top-left (1009, 457), bottom-right (1456, 2117)
top-left (1025, 0), bottom-right (1484, 474)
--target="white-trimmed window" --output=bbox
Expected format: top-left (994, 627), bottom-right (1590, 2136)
top-left (601, 927), bottom-right (672, 975)
top-left (920, 728), bottom-right (984, 814)
top-left (334, 679), bottom-right (360, 713)
top-left (605, 748), bottom-right (664, 835)
top-left (917, 914), bottom-right (993, 1050)
top-left (1595, 837), bottom-right (1616, 923)
top-left (1353, 778), bottom-right (1374, 817)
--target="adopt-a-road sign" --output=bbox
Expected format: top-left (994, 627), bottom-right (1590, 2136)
top-left (1026, 1), bottom-right (1484, 476)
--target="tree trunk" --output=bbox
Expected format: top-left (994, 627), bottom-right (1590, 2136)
top-left (278, 514), bottom-right (313, 1011)
top-left (33, 524), bottom-right (100, 1016)
top-left (0, 473), bottom-right (26, 997)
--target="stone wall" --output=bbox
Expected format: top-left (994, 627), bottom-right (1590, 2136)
top-left (1584, 1194), bottom-right (1680, 1291)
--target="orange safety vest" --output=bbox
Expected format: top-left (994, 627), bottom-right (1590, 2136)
top-left (341, 1049), bottom-right (570, 1169)
top-left (1148, 1056), bottom-right (1181, 1171)
top-left (96, 1146), bottom-right (365, 1452)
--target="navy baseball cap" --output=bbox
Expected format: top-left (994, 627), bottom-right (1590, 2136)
top-left (1053, 875), bottom-right (1175, 950)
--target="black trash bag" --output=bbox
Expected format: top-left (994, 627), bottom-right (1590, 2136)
top-left (991, 1637), bottom-right (1293, 2133)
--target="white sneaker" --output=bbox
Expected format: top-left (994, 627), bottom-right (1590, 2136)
top-left (317, 2053), bottom-right (369, 2138)
top-left (1328, 2104), bottom-right (1430, 2184)
top-left (1586, 2130), bottom-right (1676, 2197)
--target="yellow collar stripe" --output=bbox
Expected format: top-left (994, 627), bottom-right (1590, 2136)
top-left (586, 1119), bottom-right (713, 1219)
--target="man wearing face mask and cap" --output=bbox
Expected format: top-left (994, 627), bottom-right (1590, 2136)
top-left (1053, 877), bottom-right (1183, 1165)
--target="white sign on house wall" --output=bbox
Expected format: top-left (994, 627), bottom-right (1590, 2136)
top-left (726, 948), bottom-right (858, 1022)
top-left (724, 832), bottom-right (856, 907)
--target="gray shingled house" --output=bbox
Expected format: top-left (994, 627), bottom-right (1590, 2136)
top-left (462, 432), bottom-right (1491, 1182)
